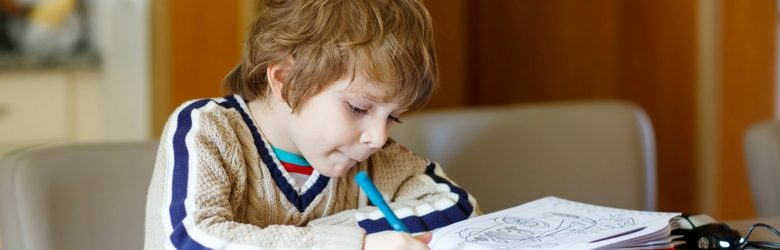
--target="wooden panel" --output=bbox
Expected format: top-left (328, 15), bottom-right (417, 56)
top-left (151, 0), bottom-right (170, 137)
top-left (424, 0), bottom-right (469, 109)
top-left (616, 0), bottom-right (698, 214)
top-left (467, 0), bottom-right (700, 213)
top-left (168, 0), bottom-right (242, 108)
top-left (468, 0), bottom-right (619, 105)
top-left (717, 0), bottom-right (775, 219)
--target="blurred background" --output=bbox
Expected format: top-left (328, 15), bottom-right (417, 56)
top-left (0, 0), bottom-right (775, 221)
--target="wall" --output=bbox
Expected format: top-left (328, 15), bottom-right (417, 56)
top-left (421, 0), bottom-right (469, 108)
top-left (715, 0), bottom-right (775, 219)
top-left (0, 0), bottom-right (151, 146)
top-left (152, 0), bottom-right (243, 134)
top-left (95, 0), bottom-right (152, 142)
top-left (616, 0), bottom-right (700, 215)
top-left (459, 0), bottom-right (700, 214)
top-left (0, 68), bottom-right (101, 147)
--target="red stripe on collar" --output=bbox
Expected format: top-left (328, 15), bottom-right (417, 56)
top-left (280, 161), bottom-right (313, 175)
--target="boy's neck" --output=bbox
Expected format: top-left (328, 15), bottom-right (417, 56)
top-left (247, 97), bottom-right (300, 154)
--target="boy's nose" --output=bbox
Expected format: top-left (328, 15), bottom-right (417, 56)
top-left (359, 119), bottom-right (389, 149)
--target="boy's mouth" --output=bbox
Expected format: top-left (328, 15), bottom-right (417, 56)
top-left (340, 150), bottom-right (369, 163)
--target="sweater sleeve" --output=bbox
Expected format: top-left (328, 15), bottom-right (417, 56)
top-left (156, 99), bottom-right (365, 250)
top-left (308, 140), bottom-right (482, 234)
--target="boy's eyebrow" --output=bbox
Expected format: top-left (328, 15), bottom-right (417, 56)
top-left (346, 91), bottom-right (383, 102)
top-left (363, 93), bottom-right (382, 102)
top-left (345, 90), bottom-right (409, 111)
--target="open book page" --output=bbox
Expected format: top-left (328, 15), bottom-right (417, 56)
top-left (429, 196), bottom-right (680, 250)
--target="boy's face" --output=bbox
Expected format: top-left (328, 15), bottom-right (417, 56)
top-left (286, 73), bottom-right (406, 177)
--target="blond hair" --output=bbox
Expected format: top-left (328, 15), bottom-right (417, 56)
top-left (222, 0), bottom-right (438, 111)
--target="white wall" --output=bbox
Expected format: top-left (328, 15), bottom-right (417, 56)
top-left (0, 0), bottom-right (151, 152)
top-left (94, 0), bottom-right (151, 142)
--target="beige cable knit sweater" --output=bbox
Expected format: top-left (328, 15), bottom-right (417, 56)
top-left (144, 95), bottom-right (480, 250)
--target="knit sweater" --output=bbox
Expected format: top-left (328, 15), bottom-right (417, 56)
top-left (144, 95), bottom-right (481, 250)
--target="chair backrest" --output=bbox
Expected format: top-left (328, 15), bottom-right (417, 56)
top-left (391, 100), bottom-right (657, 213)
top-left (0, 141), bottom-right (157, 250)
top-left (744, 120), bottom-right (780, 217)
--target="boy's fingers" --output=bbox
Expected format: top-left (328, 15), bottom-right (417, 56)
top-left (414, 232), bottom-right (433, 244)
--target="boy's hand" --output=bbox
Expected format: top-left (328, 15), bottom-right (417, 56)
top-left (364, 231), bottom-right (432, 250)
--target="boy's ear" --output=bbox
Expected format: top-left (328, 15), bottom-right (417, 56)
top-left (266, 57), bottom-right (295, 102)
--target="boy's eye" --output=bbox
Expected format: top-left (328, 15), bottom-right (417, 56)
top-left (388, 115), bottom-right (403, 124)
top-left (346, 103), bottom-right (368, 114)
top-left (347, 102), bottom-right (403, 123)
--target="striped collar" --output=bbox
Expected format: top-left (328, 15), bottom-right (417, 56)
top-left (221, 95), bottom-right (330, 212)
top-left (271, 146), bottom-right (311, 166)
top-left (272, 146), bottom-right (314, 175)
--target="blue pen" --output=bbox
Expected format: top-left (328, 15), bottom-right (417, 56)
top-left (355, 171), bottom-right (410, 233)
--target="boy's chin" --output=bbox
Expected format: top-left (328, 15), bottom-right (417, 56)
top-left (316, 163), bottom-right (356, 178)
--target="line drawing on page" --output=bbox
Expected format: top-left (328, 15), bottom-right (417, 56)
top-left (455, 212), bottom-right (637, 249)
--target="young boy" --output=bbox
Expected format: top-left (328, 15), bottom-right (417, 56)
top-left (145, 0), bottom-right (480, 249)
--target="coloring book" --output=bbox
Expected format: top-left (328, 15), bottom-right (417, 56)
top-left (429, 196), bottom-right (681, 250)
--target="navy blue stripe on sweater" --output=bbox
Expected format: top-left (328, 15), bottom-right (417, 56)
top-left (357, 163), bottom-right (474, 234)
top-left (222, 95), bottom-right (330, 212)
top-left (168, 99), bottom-right (211, 249)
